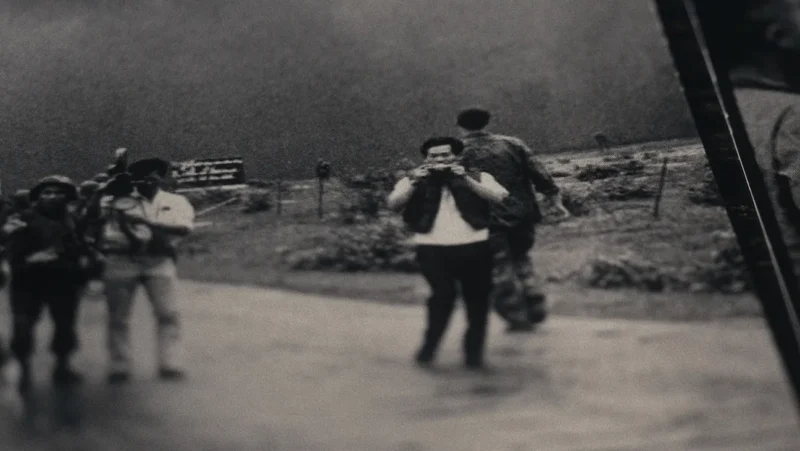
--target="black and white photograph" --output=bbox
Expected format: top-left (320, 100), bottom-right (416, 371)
top-left (0, 0), bottom-right (798, 449)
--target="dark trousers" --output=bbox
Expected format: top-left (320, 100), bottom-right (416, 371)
top-left (8, 268), bottom-right (83, 363)
top-left (416, 240), bottom-right (493, 365)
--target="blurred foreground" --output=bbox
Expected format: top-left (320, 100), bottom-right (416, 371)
top-left (0, 281), bottom-right (797, 450)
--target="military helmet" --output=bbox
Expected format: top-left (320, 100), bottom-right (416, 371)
top-left (29, 175), bottom-right (78, 202)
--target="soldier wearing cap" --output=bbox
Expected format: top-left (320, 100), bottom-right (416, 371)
top-left (0, 175), bottom-right (90, 392)
top-left (458, 108), bottom-right (570, 332)
top-left (91, 158), bottom-right (195, 384)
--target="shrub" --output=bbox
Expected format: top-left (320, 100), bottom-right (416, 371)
top-left (576, 165), bottom-right (621, 182)
top-left (559, 184), bottom-right (595, 217)
top-left (581, 253), bottom-right (691, 292)
top-left (696, 231), bottom-right (752, 293)
top-left (581, 236), bottom-right (752, 294)
top-left (641, 151), bottom-right (658, 161)
top-left (240, 187), bottom-right (273, 213)
top-left (613, 159), bottom-right (646, 176)
top-left (337, 166), bottom-right (407, 223)
top-left (280, 214), bottom-right (417, 272)
top-left (687, 163), bottom-right (724, 206)
top-left (595, 176), bottom-right (655, 201)
top-left (575, 159), bottom-right (646, 182)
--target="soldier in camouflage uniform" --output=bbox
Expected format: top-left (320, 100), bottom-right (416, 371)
top-left (458, 108), bottom-right (570, 332)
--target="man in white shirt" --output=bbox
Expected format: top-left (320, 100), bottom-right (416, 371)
top-left (94, 158), bottom-right (195, 384)
top-left (387, 137), bottom-right (509, 371)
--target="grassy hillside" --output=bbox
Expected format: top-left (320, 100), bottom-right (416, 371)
top-left (0, 0), bottom-right (695, 189)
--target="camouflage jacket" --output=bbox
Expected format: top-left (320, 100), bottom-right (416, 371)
top-left (460, 131), bottom-right (559, 227)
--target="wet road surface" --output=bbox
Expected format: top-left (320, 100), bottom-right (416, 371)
top-left (0, 281), bottom-right (798, 450)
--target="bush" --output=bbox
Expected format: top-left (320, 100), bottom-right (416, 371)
top-left (576, 165), bottom-right (621, 182)
top-left (559, 184), bottom-right (595, 217)
top-left (337, 166), bottom-right (406, 224)
top-left (696, 231), bottom-right (752, 293)
top-left (581, 253), bottom-right (691, 292)
top-left (687, 163), bottom-right (724, 206)
top-left (240, 187), bottom-right (273, 213)
top-left (280, 214), bottom-right (417, 272)
top-left (581, 236), bottom-right (752, 294)
top-left (608, 159), bottom-right (646, 176)
top-left (575, 159), bottom-right (646, 182)
top-left (595, 176), bottom-right (655, 201)
top-left (640, 151), bottom-right (658, 161)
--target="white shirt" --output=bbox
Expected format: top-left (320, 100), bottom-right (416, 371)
top-left (391, 172), bottom-right (505, 246)
top-left (100, 189), bottom-right (195, 278)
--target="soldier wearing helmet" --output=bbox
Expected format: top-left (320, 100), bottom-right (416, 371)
top-left (0, 175), bottom-right (92, 392)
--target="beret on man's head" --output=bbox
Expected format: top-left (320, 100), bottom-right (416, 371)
top-left (457, 108), bottom-right (491, 131)
top-left (420, 136), bottom-right (465, 156)
top-left (128, 158), bottom-right (172, 180)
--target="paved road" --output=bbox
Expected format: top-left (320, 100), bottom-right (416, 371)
top-left (0, 281), bottom-right (798, 450)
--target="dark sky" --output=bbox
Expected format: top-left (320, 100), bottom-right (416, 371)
top-left (0, 0), bottom-right (696, 188)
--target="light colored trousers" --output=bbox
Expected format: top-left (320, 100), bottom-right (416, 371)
top-left (103, 255), bottom-right (183, 373)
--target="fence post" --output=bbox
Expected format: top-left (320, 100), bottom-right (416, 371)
top-left (315, 160), bottom-right (331, 220)
top-left (653, 156), bottom-right (669, 218)
top-left (318, 177), bottom-right (325, 219)
top-left (276, 179), bottom-right (283, 216)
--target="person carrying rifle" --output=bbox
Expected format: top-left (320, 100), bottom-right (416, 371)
top-left (388, 137), bottom-right (508, 371)
top-left (0, 176), bottom-right (92, 393)
top-left (89, 157), bottom-right (195, 384)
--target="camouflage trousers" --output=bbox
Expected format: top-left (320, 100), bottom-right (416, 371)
top-left (488, 225), bottom-right (546, 326)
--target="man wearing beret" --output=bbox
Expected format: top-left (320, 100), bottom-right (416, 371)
top-left (0, 175), bottom-right (89, 392)
top-left (388, 136), bottom-right (509, 370)
top-left (458, 108), bottom-right (570, 332)
top-left (93, 158), bottom-right (195, 384)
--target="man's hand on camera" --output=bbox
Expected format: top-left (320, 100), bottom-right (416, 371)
top-left (409, 167), bottom-right (430, 183)
top-left (450, 165), bottom-right (466, 177)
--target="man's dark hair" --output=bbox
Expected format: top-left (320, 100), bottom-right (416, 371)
top-left (420, 137), bottom-right (465, 157)
top-left (456, 108), bottom-right (491, 131)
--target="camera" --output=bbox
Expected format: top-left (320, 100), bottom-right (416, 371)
top-left (103, 172), bottom-right (135, 198)
top-left (422, 163), bottom-right (457, 181)
top-left (427, 164), bottom-right (454, 174)
top-left (99, 172), bottom-right (141, 211)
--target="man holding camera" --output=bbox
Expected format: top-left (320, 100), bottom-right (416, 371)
top-left (0, 176), bottom-right (90, 392)
top-left (388, 137), bottom-right (509, 370)
top-left (92, 158), bottom-right (195, 384)
top-left (458, 108), bottom-right (570, 332)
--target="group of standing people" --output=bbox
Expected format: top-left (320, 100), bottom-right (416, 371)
top-left (0, 155), bottom-right (195, 393)
top-left (0, 108), bottom-right (561, 390)
top-left (388, 108), bottom-right (570, 371)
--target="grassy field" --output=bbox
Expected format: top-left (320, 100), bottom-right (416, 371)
top-left (177, 140), bottom-right (764, 322)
